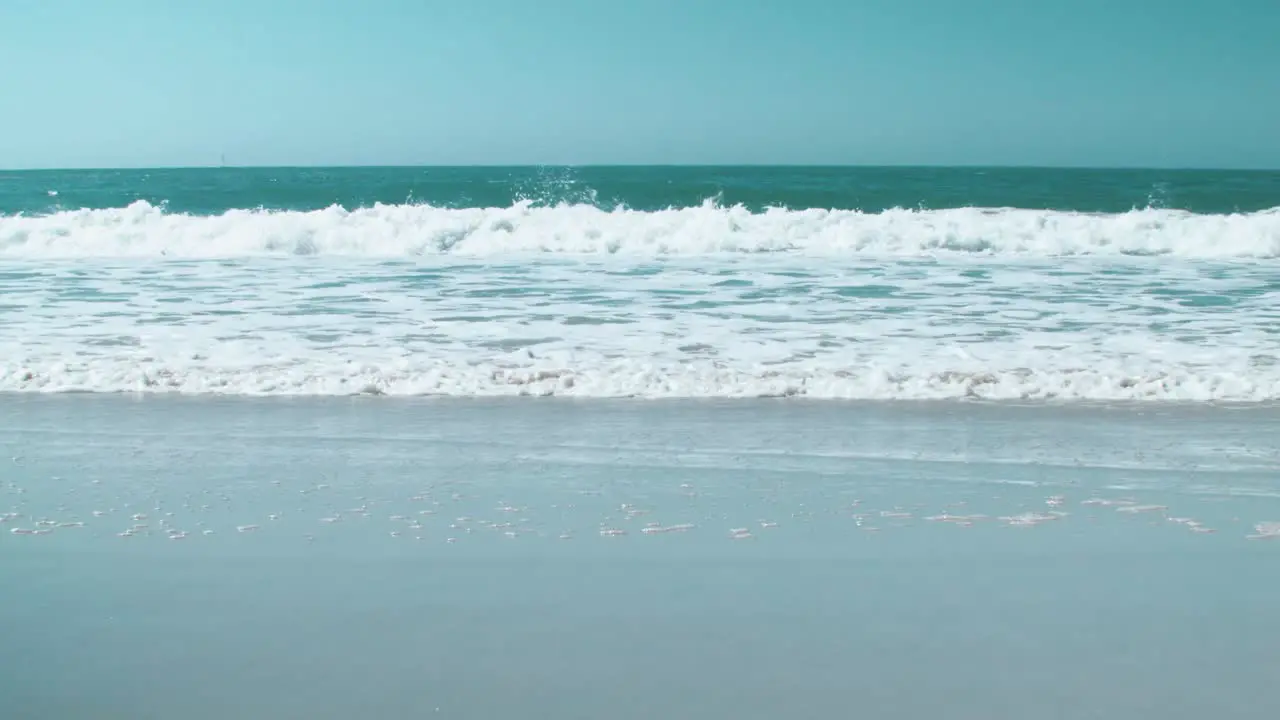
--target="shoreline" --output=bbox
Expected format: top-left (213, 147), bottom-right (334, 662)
top-left (6, 390), bottom-right (1280, 413)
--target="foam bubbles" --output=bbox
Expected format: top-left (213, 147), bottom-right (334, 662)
top-left (3, 202), bottom-right (1280, 400)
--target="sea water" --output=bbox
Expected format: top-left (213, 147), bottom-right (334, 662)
top-left (2, 167), bottom-right (1279, 719)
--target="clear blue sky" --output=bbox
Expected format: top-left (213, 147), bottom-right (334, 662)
top-left (2, 0), bottom-right (1277, 169)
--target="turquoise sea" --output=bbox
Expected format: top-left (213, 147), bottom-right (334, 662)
top-left (2, 166), bottom-right (1280, 399)
top-left (2, 166), bottom-right (1279, 719)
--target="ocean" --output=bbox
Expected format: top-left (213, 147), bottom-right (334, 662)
top-left (2, 166), bottom-right (1279, 719)
top-left (2, 166), bottom-right (1280, 399)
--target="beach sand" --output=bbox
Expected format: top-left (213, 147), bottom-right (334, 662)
top-left (2, 395), bottom-right (1279, 718)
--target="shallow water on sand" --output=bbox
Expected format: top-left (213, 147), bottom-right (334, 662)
top-left (2, 396), bottom-right (1279, 719)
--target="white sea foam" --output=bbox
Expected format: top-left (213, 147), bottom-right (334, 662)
top-left (3, 200), bottom-right (1280, 258)
top-left (2, 250), bottom-right (1279, 399)
top-left (5, 357), bottom-right (1277, 400)
top-left (3, 202), bottom-right (1280, 400)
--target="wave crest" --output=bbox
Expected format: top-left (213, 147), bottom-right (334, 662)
top-left (3, 200), bottom-right (1279, 259)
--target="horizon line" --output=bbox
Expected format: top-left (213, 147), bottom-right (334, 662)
top-left (2, 162), bottom-right (1279, 173)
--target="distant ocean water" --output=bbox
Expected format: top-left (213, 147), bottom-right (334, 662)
top-left (2, 165), bottom-right (1279, 400)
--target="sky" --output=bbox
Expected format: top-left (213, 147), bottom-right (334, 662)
top-left (1, 0), bottom-right (1278, 169)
